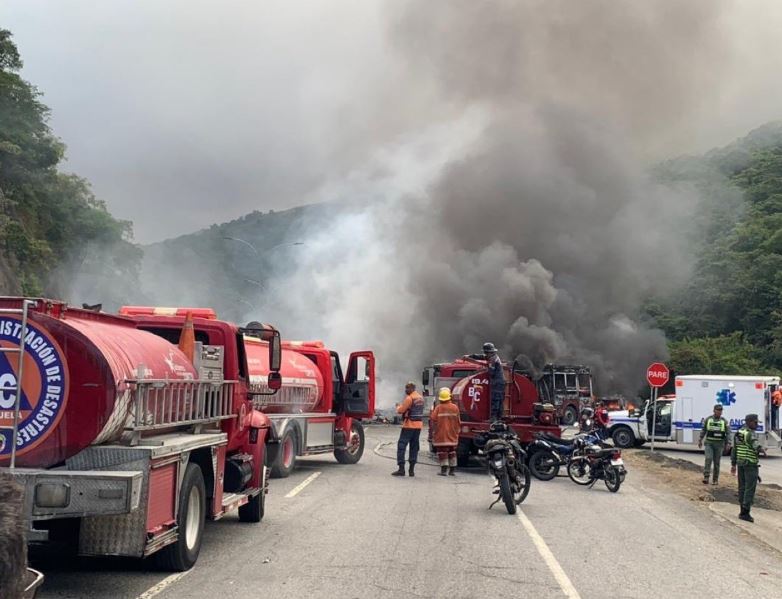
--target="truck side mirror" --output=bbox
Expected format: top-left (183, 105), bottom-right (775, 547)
top-left (269, 332), bottom-right (281, 372)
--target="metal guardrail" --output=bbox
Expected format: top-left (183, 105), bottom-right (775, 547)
top-left (124, 380), bottom-right (237, 432)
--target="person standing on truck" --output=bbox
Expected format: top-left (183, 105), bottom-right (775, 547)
top-left (392, 381), bottom-right (425, 477)
top-left (698, 404), bottom-right (730, 485)
top-left (730, 413), bottom-right (766, 522)
top-left (431, 387), bottom-right (461, 476)
top-left (483, 342), bottom-right (505, 420)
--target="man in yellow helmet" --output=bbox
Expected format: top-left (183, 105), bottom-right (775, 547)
top-left (431, 387), bottom-right (462, 476)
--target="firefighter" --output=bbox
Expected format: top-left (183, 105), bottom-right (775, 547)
top-left (392, 381), bottom-right (424, 477)
top-left (772, 387), bottom-right (782, 430)
top-left (431, 387), bottom-right (461, 476)
top-left (730, 413), bottom-right (766, 522)
top-left (483, 342), bottom-right (505, 421)
top-left (698, 404), bottom-right (730, 485)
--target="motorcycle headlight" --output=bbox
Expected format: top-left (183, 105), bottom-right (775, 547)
top-left (493, 458), bottom-right (504, 468)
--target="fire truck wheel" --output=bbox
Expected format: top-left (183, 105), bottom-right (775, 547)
top-left (335, 421), bottom-right (365, 464)
top-left (155, 463), bottom-right (205, 571)
top-left (271, 429), bottom-right (297, 478)
top-left (611, 427), bottom-right (635, 449)
top-left (562, 405), bottom-right (578, 427)
top-left (238, 466), bottom-right (266, 523)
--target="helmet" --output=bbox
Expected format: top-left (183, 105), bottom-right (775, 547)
top-left (482, 342), bottom-right (497, 354)
top-left (580, 407), bottom-right (595, 419)
top-left (438, 387), bottom-right (452, 402)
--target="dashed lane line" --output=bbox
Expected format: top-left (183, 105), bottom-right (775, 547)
top-left (517, 510), bottom-right (582, 599)
top-left (136, 570), bottom-right (191, 599)
top-left (285, 471), bottom-right (322, 498)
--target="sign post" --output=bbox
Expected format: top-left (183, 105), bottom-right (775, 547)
top-left (646, 362), bottom-right (670, 452)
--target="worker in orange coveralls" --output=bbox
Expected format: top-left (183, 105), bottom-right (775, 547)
top-left (392, 382), bottom-right (425, 477)
top-left (771, 387), bottom-right (782, 431)
top-left (431, 387), bottom-right (462, 476)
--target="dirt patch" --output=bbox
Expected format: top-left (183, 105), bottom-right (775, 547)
top-left (624, 450), bottom-right (782, 512)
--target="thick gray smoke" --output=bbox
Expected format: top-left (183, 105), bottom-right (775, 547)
top-left (258, 0), bottom-right (745, 402)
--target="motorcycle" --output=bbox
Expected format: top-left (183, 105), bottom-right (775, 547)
top-left (527, 430), bottom-right (604, 481)
top-left (474, 423), bottom-right (532, 514)
top-left (566, 441), bottom-right (626, 492)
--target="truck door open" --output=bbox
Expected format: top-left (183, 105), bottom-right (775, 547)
top-left (342, 351), bottom-right (375, 419)
top-left (647, 402), bottom-right (672, 439)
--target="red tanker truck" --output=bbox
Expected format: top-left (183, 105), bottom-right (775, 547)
top-left (0, 297), bottom-right (286, 570)
top-left (422, 357), bottom-right (562, 465)
top-left (254, 340), bottom-right (375, 478)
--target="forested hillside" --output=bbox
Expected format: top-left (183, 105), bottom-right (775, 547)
top-left (649, 123), bottom-right (782, 375)
top-left (0, 29), bottom-right (138, 297)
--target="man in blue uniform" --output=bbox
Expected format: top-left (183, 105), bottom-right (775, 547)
top-left (483, 342), bottom-right (505, 421)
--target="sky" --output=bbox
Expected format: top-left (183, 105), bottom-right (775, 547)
top-left (4, 1), bottom-right (782, 243)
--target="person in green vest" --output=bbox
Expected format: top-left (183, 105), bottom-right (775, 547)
top-left (730, 413), bottom-right (767, 522)
top-left (698, 404), bottom-right (730, 485)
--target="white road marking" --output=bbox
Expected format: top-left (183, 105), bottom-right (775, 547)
top-left (285, 471), bottom-right (322, 498)
top-left (136, 570), bottom-right (191, 599)
top-left (517, 510), bottom-right (581, 599)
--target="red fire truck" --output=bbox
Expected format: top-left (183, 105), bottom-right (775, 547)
top-left (0, 298), bottom-right (368, 570)
top-left (422, 357), bottom-right (562, 466)
top-left (255, 340), bottom-right (375, 478)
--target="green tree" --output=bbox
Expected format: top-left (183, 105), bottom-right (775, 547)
top-left (668, 333), bottom-right (766, 375)
top-left (0, 29), bottom-right (138, 295)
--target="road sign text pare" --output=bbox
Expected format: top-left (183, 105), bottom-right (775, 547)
top-left (646, 362), bottom-right (670, 388)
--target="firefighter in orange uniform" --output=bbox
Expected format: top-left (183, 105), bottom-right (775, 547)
top-left (392, 382), bottom-right (425, 477)
top-left (431, 388), bottom-right (462, 476)
top-left (771, 387), bottom-right (782, 431)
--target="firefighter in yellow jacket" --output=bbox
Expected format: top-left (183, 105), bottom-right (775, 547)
top-left (431, 387), bottom-right (461, 476)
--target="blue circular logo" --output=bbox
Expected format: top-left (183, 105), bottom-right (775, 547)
top-left (0, 316), bottom-right (69, 458)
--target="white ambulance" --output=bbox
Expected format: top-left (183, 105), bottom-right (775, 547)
top-left (607, 375), bottom-right (782, 451)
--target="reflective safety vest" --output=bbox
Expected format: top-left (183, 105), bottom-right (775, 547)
top-left (704, 417), bottom-right (727, 442)
top-left (735, 428), bottom-right (759, 465)
top-left (407, 396), bottom-right (425, 422)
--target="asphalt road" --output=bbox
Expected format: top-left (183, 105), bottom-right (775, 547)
top-left (35, 426), bottom-right (782, 599)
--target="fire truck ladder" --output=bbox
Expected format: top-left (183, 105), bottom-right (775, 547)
top-left (0, 299), bottom-right (33, 470)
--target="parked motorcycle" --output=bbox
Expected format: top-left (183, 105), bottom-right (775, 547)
top-left (474, 423), bottom-right (531, 514)
top-left (566, 441), bottom-right (625, 492)
top-left (527, 430), bottom-right (604, 481)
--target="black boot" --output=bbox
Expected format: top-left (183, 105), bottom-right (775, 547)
top-left (408, 462), bottom-right (416, 477)
top-left (738, 505), bottom-right (754, 522)
top-left (438, 466), bottom-right (448, 476)
top-left (448, 466), bottom-right (456, 476)
top-left (391, 464), bottom-right (405, 477)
